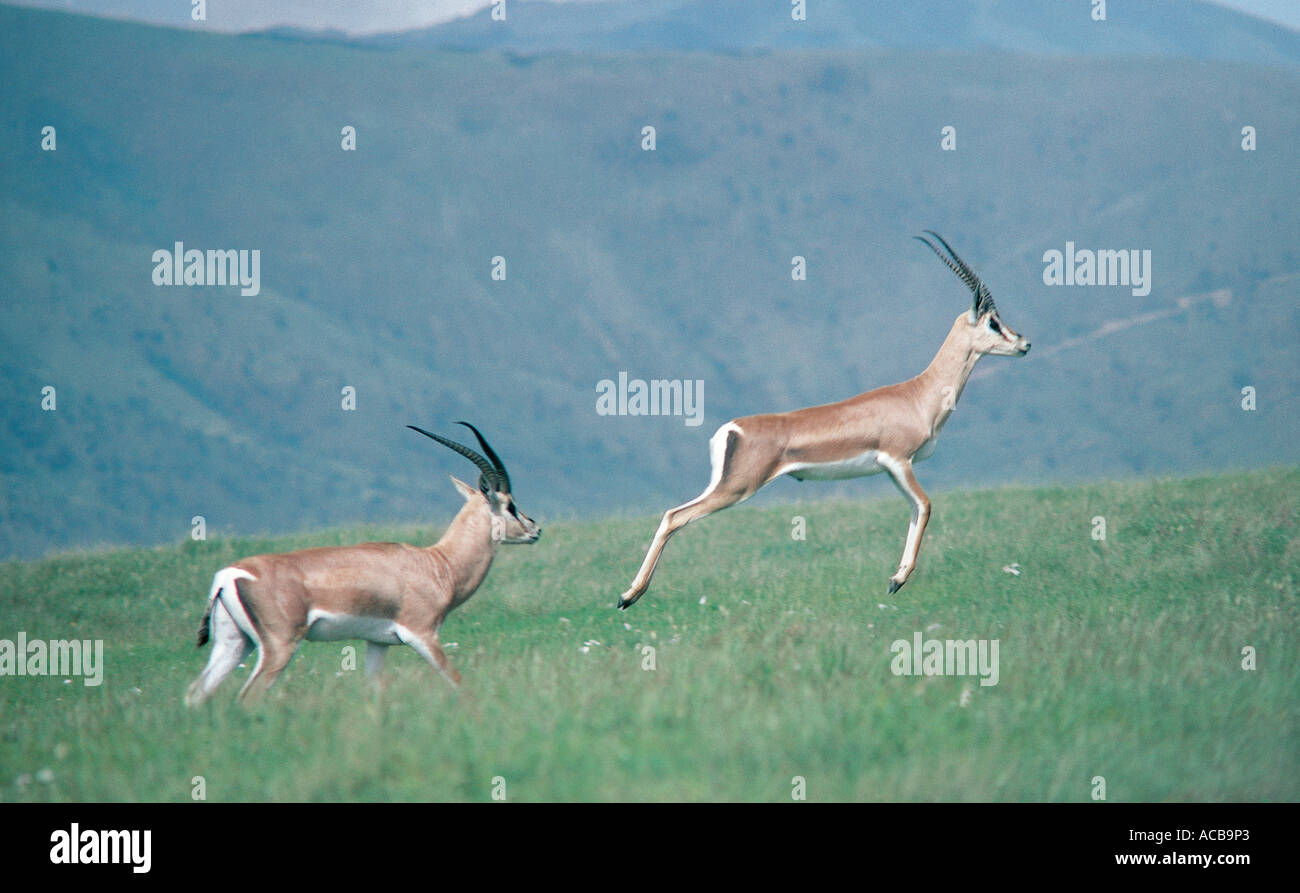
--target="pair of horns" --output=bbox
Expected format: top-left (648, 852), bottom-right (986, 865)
top-left (407, 421), bottom-right (512, 494)
top-left (914, 230), bottom-right (997, 316)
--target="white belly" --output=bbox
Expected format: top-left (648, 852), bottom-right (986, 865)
top-left (306, 609), bottom-right (404, 644)
top-left (782, 449), bottom-right (886, 481)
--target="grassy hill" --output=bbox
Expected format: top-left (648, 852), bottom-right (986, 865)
top-left (0, 468), bottom-right (1295, 801)
top-left (1, 4), bottom-right (1298, 559)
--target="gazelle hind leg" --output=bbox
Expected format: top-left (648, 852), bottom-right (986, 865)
top-left (185, 599), bottom-right (253, 706)
top-left (236, 638), bottom-right (298, 703)
top-left (618, 423), bottom-right (749, 609)
top-left (881, 454), bottom-right (931, 594)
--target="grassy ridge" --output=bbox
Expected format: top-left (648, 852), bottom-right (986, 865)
top-left (1, 468), bottom-right (1296, 801)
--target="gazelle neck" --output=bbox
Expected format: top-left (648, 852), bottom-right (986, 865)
top-left (432, 499), bottom-right (499, 598)
top-left (915, 314), bottom-right (982, 427)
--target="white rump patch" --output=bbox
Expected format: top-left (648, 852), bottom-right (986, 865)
top-left (209, 567), bottom-right (259, 641)
top-left (704, 422), bottom-right (741, 495)
top-left (667, 421), bottom-right (743, 516)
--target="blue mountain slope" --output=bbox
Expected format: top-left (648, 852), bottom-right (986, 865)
top-left (341, 0), bottom-right (1300, 64)
top-left (0, 4), bottom-right (1297, 558)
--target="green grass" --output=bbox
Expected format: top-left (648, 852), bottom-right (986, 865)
top-left (1, 468), bottom-right (1296, 802)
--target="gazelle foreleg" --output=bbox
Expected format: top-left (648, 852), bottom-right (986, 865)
top-left (881, 455), bottom-right (931, 594)
top-left (399, 629), bottom-right (462, 687)
top-left (365, 643), bottom-right (389, 680)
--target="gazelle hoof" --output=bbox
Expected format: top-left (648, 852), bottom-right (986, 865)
top-left (617, 589), bottom-right (641, 610)
top-left (888, 579), bottom-right (904, 594)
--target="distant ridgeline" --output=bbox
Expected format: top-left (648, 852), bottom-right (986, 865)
top-left (349, 0), bottom-right (1300, 64)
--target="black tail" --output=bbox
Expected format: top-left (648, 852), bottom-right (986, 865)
top-left (196, 602), bottom-right (213, 648)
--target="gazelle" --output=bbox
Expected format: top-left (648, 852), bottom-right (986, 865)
top-left (617, 232), bottom-right (1030, 609)
top-left (184, 422), bottom-right (540, 705)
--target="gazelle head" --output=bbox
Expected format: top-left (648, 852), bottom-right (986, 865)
top-left (915, 230), bottom-right (1031, 358)
top-left (407, 421), bottom-right (541, 544)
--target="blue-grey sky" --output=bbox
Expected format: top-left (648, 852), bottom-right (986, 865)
top-left (9, 0), bottom-right (1300, 35)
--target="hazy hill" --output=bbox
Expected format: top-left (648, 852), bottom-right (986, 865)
top-left (0, 3), bottom-right (1297, 558)
top-left (348, 0), bottom-right (1300, 63)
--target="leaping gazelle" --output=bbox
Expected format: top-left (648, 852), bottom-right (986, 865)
top-left (185, 422), bottom-right (540, 705)
top-left (618, 232), bottom-right (1031, 609)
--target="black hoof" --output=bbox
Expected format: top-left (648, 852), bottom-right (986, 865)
top-left (888, 579), bottom-right (902, 594)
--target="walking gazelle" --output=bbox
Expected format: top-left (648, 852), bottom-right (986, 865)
top-left (617, 232), bottom-right (1031, 609)
top-left (185, 422), bottom-right (539, 705)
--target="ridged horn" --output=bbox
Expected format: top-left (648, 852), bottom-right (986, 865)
top-left (914, 231), bottom-right (997, 315)
top-left (407, 425), bottom-right (502, 492)
top-left (455, 421), bottom-right (511, 494)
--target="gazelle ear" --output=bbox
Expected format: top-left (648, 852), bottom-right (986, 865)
top-left (449, 475), bottom-right (479, 502)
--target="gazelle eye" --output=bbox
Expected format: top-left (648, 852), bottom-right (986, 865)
top-left (989, 317), bottom-right (1002, 334)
